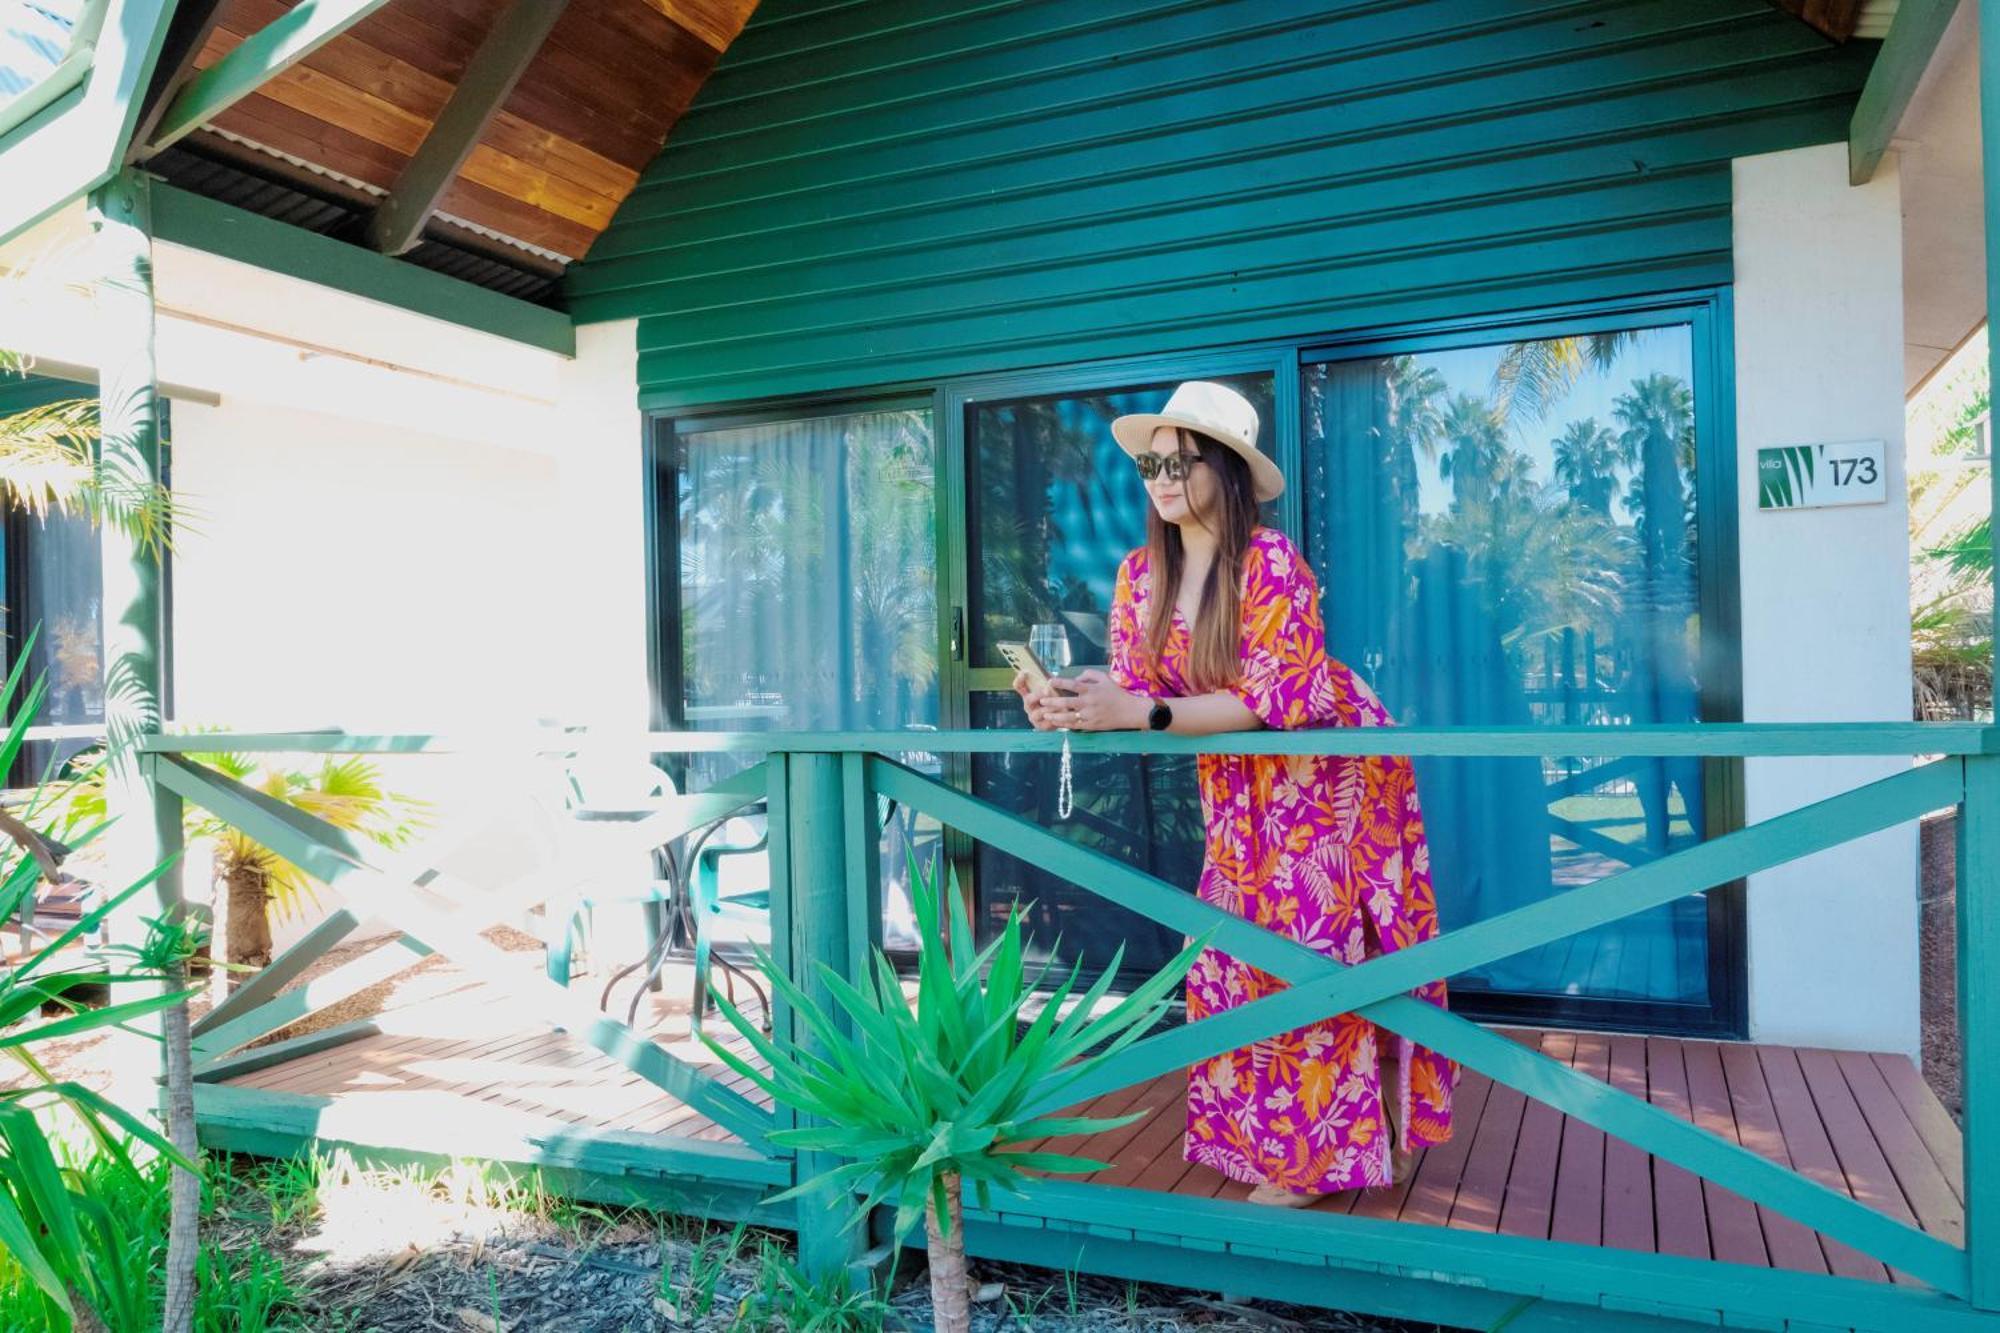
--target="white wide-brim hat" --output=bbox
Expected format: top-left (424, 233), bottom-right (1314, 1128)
top-left (1110, 380), bottom-right (1283, 502)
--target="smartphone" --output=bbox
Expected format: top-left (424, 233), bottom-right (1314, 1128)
top-left (997, 641), bottom-right (1074, 694)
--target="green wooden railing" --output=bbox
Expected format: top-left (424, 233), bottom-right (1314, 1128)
top-left (140, 723), bottom-right (2000, 1330)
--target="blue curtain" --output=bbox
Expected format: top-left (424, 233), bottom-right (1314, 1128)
top-left (1303, 338), bottom-right (1710, 1006)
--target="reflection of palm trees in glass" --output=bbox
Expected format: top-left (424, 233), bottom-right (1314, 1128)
top-left (1438, 394), bottom-right (1507, 512)
top-left (1552, 418), bottom-right (1620, 516)
top-left (1615, 374), bottom-right (1696, 567)
top-left (1612, 373), bottom-right (1700, 854)
top-left (1491, 333), bottom-right (1632, 424)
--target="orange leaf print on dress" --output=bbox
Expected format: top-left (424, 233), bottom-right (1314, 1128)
top-left (1109, 527), bottom-right (1457, 1194)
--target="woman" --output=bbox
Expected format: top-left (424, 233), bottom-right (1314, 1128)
top-left (1012, 380), bottom-right (1455, 1205)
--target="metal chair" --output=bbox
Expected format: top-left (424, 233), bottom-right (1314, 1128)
top-left (541, 756), bottom-right (681, 989)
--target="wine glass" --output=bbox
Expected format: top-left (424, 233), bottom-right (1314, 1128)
top-left (1028, 621), bottom-right (1072, 691)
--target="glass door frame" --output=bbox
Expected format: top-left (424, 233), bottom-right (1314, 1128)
top-left (644, 388), bottom-right (941, 737)
top-left (1296, 288), bottom-right (1745, 1039)
top-left (934, 345), bottom-right (1301, 884)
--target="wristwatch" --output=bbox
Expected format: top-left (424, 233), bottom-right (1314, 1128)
top-left (1146, 698), bottom-right (1173, 731)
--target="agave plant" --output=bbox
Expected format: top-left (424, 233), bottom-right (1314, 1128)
top-left (702, 850), bottom-right (1204, 1333)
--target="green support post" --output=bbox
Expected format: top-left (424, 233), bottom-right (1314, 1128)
top-left (1961, 754), bottom-right (1999, 1307)
top-left (784, 750), bottom-right (869, 1277)
top-left (87, 170), bottom-right (172, 942)
top-left (1980, 3), bottom-right (2000, 1302)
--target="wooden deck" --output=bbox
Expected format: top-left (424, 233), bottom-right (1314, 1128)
top-left (215, 958), bottom-right (778, 1148)
top-left (212, 959), bottom-right (1962, 1285)
top-left (1032, 1029), bottom-right (1963, 1286)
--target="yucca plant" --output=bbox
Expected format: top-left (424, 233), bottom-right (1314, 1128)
top-left (701, 851), bottom-right (1204, 1333)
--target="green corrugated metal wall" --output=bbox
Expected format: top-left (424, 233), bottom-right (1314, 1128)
top-left (566, 0), bottom-right (1874, 411)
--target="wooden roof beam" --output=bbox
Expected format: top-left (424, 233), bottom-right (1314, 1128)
top-left (1850, 0), bottom-right (1961, 184)
top-left (143, 0), bottom-right (396, 155)
top-left (365, 0), bottom-right (571, 257)
top-left (1768, 0), bottom-right (1866, 42)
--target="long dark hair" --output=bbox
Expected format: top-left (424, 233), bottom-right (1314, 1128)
top-left (1140, 427), bottom-right (1259, 692)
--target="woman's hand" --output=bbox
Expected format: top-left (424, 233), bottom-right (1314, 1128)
top-left (1042, 669), bottom-right (1147, 732)
top-left (1011, 670), bottom-right (1061, 731)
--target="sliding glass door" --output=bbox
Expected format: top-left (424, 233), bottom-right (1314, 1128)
top-left (659, 401), bottom-right (942, 950)
top-left (654, 295), bottom-right (1742, 1035)
top-left (1298, 308), bottom-right (1740, 1033)
top-left (955, 371), bottom-right (1276, 981)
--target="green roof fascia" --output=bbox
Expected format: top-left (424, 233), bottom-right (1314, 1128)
top-left (150, 183), bottom-right (576, 357)
top-left (0, 0), bottom-right (177, 247)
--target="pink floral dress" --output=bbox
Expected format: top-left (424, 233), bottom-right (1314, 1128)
top-left (1108, 526), bottom-right (1457, 1193)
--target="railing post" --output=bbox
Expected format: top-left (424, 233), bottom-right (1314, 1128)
top-left (779, 749), bottom-right (869, 1277)
top-left (1961, 753), bottom-right (2000, 1306)
top-left (88, 168), bottom-right (170, 947)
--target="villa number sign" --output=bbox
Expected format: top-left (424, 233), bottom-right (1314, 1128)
top-left (1756, 439), bottom-right (1887, 511)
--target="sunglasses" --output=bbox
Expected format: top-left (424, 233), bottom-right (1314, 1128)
top-left (1133, 452), bottom-right (1203, 483)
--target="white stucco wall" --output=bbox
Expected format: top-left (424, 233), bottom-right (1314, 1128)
top-left (1733, 143), bottom-right (1920, 1054)
top-left (167, 396), bottom-right (561, 733)
top-left (549, 319), bottom-right (652, 734)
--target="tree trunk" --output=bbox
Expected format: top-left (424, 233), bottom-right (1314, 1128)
top-left (67, 1293), bottom-right (108, 1332)
top-left (160, 957), bottom-right (199, 1333)
top-left (222, 861), bottom-right (271, 989)
top-left (924, 1173), bottom-right (971, 1333)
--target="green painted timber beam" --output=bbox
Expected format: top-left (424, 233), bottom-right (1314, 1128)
top-left (193, 1083), bottom-right (790, 1188)
top-left (1978, 1), bottom-right (2000, 1302)
top-left (958, 1180), bottom-right (1997, 1332)
top-left (617, 722), bottom-right (2000, 758)
top-left (152, 753), bottom-right (777, 1151)
top-left (189, 908), bottom-right (366, 1037)
top-left (1964, 755), bottom-right (2000, 1304)
top-left (366, 0), bottom-right (570, 256)
top-left (125, 0), bottom-right (230, 161)
top-left (191, 933), bottom-right (432, 1064)
top-left (1022, 758), bottom-right (1964, 1114)
top-left (1850, 0), bottom-right (1960, 184)
top-left (145, 0), bottom-right (397, 154)
top-left (132, 723), bottom-right (2000, 760)
top-left (193, 1018), bottom-right (382, 1083)
top-left (91, 172), bottom-right (175, 948)
top-left (149, 184), bottom-right (575, 356)
top-left (0, 0), bottom-right (176, 246)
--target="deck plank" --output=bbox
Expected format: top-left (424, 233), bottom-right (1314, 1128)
top-left (1833, 1051), bottom-right (1963, 1236)
top-left (1869, 1052), bottom-right (1964, 1199)
top-left (1645, 1036), bottom-right (1712, 1260)
top-left (1679, 1040), bottom-right (1769, 1269)
top-left (1394, 1068), bottom-right (1491, 1227)
top-left (1602, 1035), bottom-right (1655, 1254)
top-left (1448, 1043), bottom-right (1527, 1233)
top-left (1549, 1033), bottom-right (1609, 1246)
top-left (1716, 1041), bottom-right (1828, 1275)
top-left (1091, 1079), bottom-right (1192, 1190)
top-left (1794, 1047), bottom-right (1930, 1284)
top-left (1758, 1045), bottom-right (1888, 1283)
top-left (1497, 1030), bottom-right (1566, 1240)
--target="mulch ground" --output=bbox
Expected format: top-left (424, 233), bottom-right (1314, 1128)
top-left (267, 1215), bottom-right (1446, 1332)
